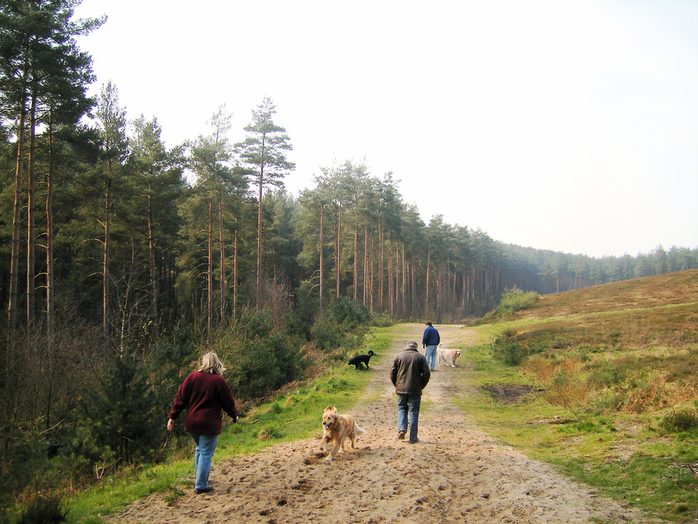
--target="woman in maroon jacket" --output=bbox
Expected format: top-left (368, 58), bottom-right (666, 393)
top-left (167, 352), bottom-right (238, 494)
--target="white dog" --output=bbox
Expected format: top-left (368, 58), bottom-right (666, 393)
top-left (436, 344), bottom-right (462, 368)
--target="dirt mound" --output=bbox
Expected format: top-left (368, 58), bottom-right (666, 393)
top-left (109, 325), bottom-right (660, 523)
top-left (481, 384), bottom-right (540, 404)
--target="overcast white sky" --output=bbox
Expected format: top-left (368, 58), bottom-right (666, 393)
top-left (73, 0), bottom-right (698, 259)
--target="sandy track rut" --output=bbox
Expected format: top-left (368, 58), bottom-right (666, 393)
top-left (111, 325), bottom-right (661, 523)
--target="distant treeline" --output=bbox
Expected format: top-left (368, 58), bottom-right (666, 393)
top-left (2, 2), bottom-right (696, 343)
top-left (501, 243), bottom-right (697, 298)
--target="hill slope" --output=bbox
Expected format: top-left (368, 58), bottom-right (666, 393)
top-left (502, 269), bottom-right (698, 354)
top-left (525, 268), bottom-right (698, 319)
top-left (477, 270), bottom-right (698, 521)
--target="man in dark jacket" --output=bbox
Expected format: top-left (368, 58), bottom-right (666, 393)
top-left (390, 341), bottom-right (431, 443)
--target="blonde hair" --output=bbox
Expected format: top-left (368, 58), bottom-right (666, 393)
top-left (198, 352), bottom-right (226, 375)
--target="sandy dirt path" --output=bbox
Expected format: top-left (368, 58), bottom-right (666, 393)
top-left (111, 325), bottom-right (661, 523)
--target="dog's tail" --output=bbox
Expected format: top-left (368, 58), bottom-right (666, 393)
top-left (354, 422), bottom-right (366, 436)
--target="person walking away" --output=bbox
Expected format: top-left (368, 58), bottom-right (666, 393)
top-left (422, 321), bottom-right (440, 371)
top-left (167, 352), bottom-right (238, 494)
top-left (390, 341), bottom-right (431, 443)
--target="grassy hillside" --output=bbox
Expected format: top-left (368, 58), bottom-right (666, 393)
top-left (518, 269), bottom-right (698, 349)
top-left (462, 269), bottom-right (698, 522)
top-left (526, 269), bottom-right (698, 318)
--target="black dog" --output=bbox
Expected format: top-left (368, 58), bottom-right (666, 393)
top-left (348, 350), bottom-right (375, 370)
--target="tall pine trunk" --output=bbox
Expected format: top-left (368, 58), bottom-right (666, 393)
top-left (362, 227), bottom-right (369, 307)
top-left (318, 205), bottom-right (324, 313)
top-left (436, 261), bottom-right (443, 321)
top-left (388, 242), bottom-right (395, 318)
top-left (218, 195), bottom-right (225, 323)
top-left (378, 222), bottom-right (384, 311)
top-left (8, 64), bottom-right (29, 335)
top-left (368, 232), bottom-right (374, 313)
top-left (335, 208), bottom-right (341, 298)
top-left (26, 91), bottom-right (37, 328)
top-left (233, 230), bottom-right (238, 317)
top-left (45, 120), bottom-right (56, 429)
top-left (46, 110), bottom-right (55, 342)
top-left (207, 202), bottom-right (213, 334)
top-left (425, 245), bottom-right (431, 319)
top-left (353, 228), bottom-right (359, 302)
top-left (146, 185), bottom-right (158, 339)
top-left (256, 155), bottom-right (264, 308)
top-left (103, 166), bottom-right (112, 347)
top-left (401, 244), bottom-right (407, 319)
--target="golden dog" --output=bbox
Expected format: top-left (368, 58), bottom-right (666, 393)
top-left (321, 405), bottom-right (365, 462)
top-left (436, 344), bottom-right (462, 367)
top-left (321, 405), bottom-right (337, 449)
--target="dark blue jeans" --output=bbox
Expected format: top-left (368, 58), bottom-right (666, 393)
top-left (397, 394), bottom-right (421, 442)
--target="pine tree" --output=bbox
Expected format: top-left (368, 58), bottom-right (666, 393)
top-left (235, 97), bottom-right (295, 308)
top-left (94, 81), bottom-right (128, 346)
top-left (189, 105), bottom-right (246, 331)
top-left (128, 115), bottom-right (186, 339)
top-left (0, 0), bottom-right (103, 333)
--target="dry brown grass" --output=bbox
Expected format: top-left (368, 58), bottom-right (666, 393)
top-left (521, 355), bottom-right (585, 383)
top-left (521, 357), bottom-right (590, 416)
top-left (503, 269), bottom-right (698, 416)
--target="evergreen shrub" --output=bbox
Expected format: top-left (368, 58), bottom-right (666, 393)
top-left (218, 309), bottom-right (303, 400)
top-left (310, 297), bottom-right (370, 352)
top-left (662, 409), bottom-right (698, 432)
top-left (18, 494), bottom-right (68, 524)
top-left (478, 288), bottom-right (539, 324)
top-left (491, 337), bottom-right (527, 366)
top-left (79, 352), bottom-right (163, 466)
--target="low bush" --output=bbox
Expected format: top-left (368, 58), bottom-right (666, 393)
top-left (478, 288), bottom-right (539, 323)
top-left (543, 371), bottom-right (590, 417)
top-left (499, 288), bottom-right (540, 313)
top-left (311, 297), bottom-right (371, 352)
top-left (588, 363), bottom-right (628, 388)
top-left (18, 494), bottom-right (68, 524)
top-left (662, 408), bottom-right (698, 432)
top-left (489, 332), bottom-right (547, 366)
top-left (491, 337), bottom-right (527, 366)
top-left (80, 352), bottom-right (164, 466)
top-left (214, 309), bottom-right (303, 400)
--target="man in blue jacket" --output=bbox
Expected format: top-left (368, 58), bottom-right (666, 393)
top-left (422, 321), bottom-right (440, 371)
